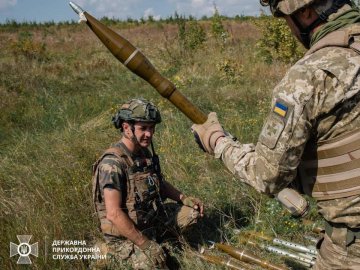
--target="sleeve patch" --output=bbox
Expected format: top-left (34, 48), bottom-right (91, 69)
top-left (274, 101), bottom-right (288, 117)
top-left (259, 114), bottom-right (285, 149)
top-left (259, 98), bottom-right (293, 149)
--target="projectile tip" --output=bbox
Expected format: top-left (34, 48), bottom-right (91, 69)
top-left (69, 2), bottom-right (84, 15)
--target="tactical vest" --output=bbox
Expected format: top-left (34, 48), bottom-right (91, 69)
top-left (92, 143), bottom-right (162, 236)
top-left (299, 25), bottom-right (360, 201)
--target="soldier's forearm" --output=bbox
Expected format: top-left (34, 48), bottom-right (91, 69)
top-left (215, 137), bottom-right (275, 193)
top-left (161, 180), bottom-right (182, 202)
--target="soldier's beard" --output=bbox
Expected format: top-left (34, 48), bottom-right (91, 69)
top-left (131, 134), bottom-right (152, 153)
top-left (135, 136), bottom-right (152, 149)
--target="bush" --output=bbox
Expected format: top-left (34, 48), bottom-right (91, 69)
top-left (216, 59), bottom-right (243, 83)
top-left (211, 5), bottom-right (228, 46)
top-left (176, 14), bottom-right (206, 55)
top-left (9, 31), bottom-right (48, 62)
top-left (184, 21), bottom-right (206, 50)
top-left (255, 16), bottom-right (304, 64)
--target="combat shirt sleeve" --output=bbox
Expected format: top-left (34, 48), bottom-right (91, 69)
top-left (214, 62), bottom-right (326, 194)
top-left (97, 155), bottom-right (126, 195)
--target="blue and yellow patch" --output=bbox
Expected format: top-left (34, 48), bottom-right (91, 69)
top-left (273, 101), bottom-right (288, 117)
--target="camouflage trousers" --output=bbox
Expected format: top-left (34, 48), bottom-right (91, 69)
top-left (91, 203), bottom-right (199, 270)
top-left (313, 231), bottom-right (360, 269)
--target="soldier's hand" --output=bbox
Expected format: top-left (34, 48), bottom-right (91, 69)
top-left (139, 239), bottom-right (167, 267)
top-left (181, 196), bottom-right (204, 217)
top-left (191, 112), bottom-right (225, 155)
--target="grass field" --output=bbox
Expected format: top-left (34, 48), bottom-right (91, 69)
top-left (0, 16), bottom-right (320, 269)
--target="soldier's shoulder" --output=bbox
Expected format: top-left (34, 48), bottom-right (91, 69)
top-left (273, 59), bottom-right (314, 101)
top-left (299, 46), bottom-right (360, 72)
top-left (277, 46), bottom-right (358, 91)
top-left (95, 155), bottom-right (126, 177)
top-left (98, 152), bottom-right (127, 170)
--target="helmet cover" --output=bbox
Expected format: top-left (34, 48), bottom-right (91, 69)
top-left (260, 0), bottom-right (316, 16)
top-left (112, 99), bottom-right (161, 129)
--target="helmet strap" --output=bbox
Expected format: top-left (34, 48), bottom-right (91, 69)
top-left (132, 124), bottom-right (153, 159)
top-left (292, 0), bottom-right (350, 48)
top-left (129, 123), bottom-right (141, 146)
top-left (123, 122), bottom-right (139, 144)
top-left (151, 141), bottom-right (156, 156)
top-left (291, 14), bottom-right (312, 48)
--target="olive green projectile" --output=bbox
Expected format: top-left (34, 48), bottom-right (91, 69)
top-left (216, 243), bottom-right (289, 270)
top-left (70, 2), bottom-right (206, 124)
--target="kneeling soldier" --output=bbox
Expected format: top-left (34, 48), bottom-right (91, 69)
top-left (92, 99), bottom-right (203, 269)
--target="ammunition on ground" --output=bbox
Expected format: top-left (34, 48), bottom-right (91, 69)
top-left (295, 251), bottom-right (317, 261)
top-left (195, 253), bottom-right (251, 270)
top-left (241, 231), bottom-right (317, 256)
top-left (264, 245), bottom-right (315, 268)
top-left (272, 238), bottom-right (317, 256)
top-left (68, 2), bottom-right (207, 124)
top-left (238, 232), bottom-right (317, 268)
top-left (215, 243), bottom-right (289, 270)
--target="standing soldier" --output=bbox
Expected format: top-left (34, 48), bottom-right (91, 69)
top-left (93, 98), bottom-right (203, 269)
top-left (192, 0), bottom-right (360, 269)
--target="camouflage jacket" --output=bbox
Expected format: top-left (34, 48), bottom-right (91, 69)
top-left (215, 24), bottom-right (360, 227)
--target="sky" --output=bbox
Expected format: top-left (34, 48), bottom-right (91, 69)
top-left (0, 0), bottom-right (265, 24)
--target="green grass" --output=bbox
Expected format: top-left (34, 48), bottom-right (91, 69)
top-left (0, 18), bottom-right (320, 270)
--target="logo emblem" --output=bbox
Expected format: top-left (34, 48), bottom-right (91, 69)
top-left (10, 235), bottom-right (38, 264)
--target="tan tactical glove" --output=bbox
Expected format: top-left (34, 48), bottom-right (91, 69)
top-left (276, 188), bottom-right (309, 218)
top-left (181, 195), bottom-right (204, 217)
top-left (139, 239), bottom-right (167, 268)
top-left (191, 112), bottom-right (225, 155)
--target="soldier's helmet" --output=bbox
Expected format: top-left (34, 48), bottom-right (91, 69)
top-left (112, 98), bottom-right (161, 130)
top-left (260, 0), bottom-right (317, 17)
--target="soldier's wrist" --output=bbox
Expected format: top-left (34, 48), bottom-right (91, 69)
top-left (137, 237), bottom-right (151, 250)
top-left (215, 135), bottom-right (225, 146)
top-left (134, 233), bottom-right (149, 248)
top-left (208, 131), bottom-right (224, 152)
top-left (179, 193), bottom-right (185, 202)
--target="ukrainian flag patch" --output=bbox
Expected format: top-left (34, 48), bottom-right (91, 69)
top-left (273, 101), bottom-right (288, 117)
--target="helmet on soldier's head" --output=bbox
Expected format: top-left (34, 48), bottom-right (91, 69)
top-left (260, 0), bottom-right (317, 17)
top-left (112, 98), bottom-right (161, 130)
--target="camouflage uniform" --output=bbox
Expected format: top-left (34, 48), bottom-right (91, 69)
top-left (214, 24), bottom-right (360, 269)
top-left (92, 141), bottom-right (199, 270)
